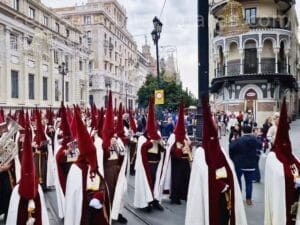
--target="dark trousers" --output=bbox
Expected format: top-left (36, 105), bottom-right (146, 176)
top-left (254, 157), bottom-right (261, 182)
top-left (235, 168), bottom-right (254, 200)
top-left (170, 157), bottom-right (190, 201)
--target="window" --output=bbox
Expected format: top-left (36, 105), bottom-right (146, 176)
top-left (43, 77), bottom-right (48, 100)
top-left (44, 16), bottom-right (49, 27)
top-left (29, 7), bottom-right (35, 19)
top-left (65, 55), bottom-right (69, 71)
top-left (65, 82), bottom-right (69, 102)
top-left (245, 8), bottom-right (256, 24)
top-left (79, 60), bottom-right (83, 71)
top-left (54, 50), bottom-right (58, 64)
top-left (11, 70), bottom-right (19, 98)
top-left (55, 22), bottom-right (60, 33)
top-left (79, 37), bottom-right (82, 44)
top-left (10, 33), bottom-right (18, 50)
top-left (55, 80), bottom-right (59, 101)
top-left (28, 74), bottom-right (34, 100)
top-left (84, 16), bottom-right (91, 25)
top-left (13, 0), bottom-right (19, 11)
top-left (104, 62), bottom-right (107, 70)
top-left (66, 29), bottom-right (70, 38)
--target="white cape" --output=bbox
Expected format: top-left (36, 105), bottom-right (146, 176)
top-left (185, 147), bottom-right (247, 225)
top-left (6, 185), bottom-right (50, 225)
top-left (133, 135), bottom-right (166, 208)
top-left (264, 152), bottom-right (300, 225)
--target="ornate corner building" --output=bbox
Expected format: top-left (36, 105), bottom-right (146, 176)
top-left (209, 0), bottom-right (300, 125)
top-left (0, 0), bottom-right (90, 109)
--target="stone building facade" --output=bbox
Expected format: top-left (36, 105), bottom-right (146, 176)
top-left (0, 0), bottom-right (90, 109)
top-left (210, 0), bottom-right (300, 125)
top-left (54, 0), bottom-right (147, 110)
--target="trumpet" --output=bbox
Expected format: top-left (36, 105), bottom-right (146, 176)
top-left (0, 117), bottom-right (22, 167)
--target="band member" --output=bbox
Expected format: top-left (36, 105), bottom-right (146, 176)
top-left (101, 92), bottom-right (128, 224)
top-left (32, 110), bottom-right (49, 190)
top-left (6, 126), bottom-right (50, 225)
top-left (55, 104), bottom-right (78, 219)
top-left (0, 162), bottom-right (14, 223)
top-left (185, 97), bottom-right (247, 225)
top-left (128, 110), bottom-right (138, 175)
top-left (264, 98), bottom-right (300, 225)
top-left (64, 109), bottom-right (110, 225)
top-left (164, 101), bottom-right (192, 204)
top-left (134, 96), bottom-right (166, 211)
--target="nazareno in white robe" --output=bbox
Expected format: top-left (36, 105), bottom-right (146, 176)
top-left (133, 135), bottom-right (166, 208)
top-left (6, 184), bottom-right (50, 225)
top-left (264, 152), bottom-right (300, 225)
top-left (185, 147), bottom-right (248, 225)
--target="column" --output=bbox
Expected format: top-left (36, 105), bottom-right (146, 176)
top-left (257, 48), bottom-right (262, 74)
top-left (213, 53), bottom-right (219, 77)
top-left (239, 48), bottom-right (244, 74)
top-left (273, 47), bottom-right (279, 74)
top-left (285, 50), bottom-right (290, 74)
top-left (224, 51), bottom-right (228, 76)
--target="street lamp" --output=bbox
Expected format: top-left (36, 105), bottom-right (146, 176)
top-left (151, 16), bottom-right (163, 86)
top-left (58, 62), bottom-right (68, 104)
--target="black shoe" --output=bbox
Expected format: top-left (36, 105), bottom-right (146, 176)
top-left (152, 201), bottom-right (164, 211)
top-left (142, 204), bottom-right (152, 212)
top-left (117, 214), bottom-right (128, 224)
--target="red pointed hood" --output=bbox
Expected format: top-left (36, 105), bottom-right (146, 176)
top-left (174, 101), bottom-right (186, 143)
top-left (75, 109), bottom-right (98, 172)
top-left (46, 108), bottom-right (54, 126)
top-left (19, 126), bottom-right (38, 200)
top-left (0, 108), bottom-right (4, 123)
top-left (102, 91), bottom-right (115, 150)
top-left (91, 105), bottom-right (98, 129)
top-left (129, 110), bottom-right (137, 134)
top-left (97, 108), bottom-right (104, 138)
top-left (60, 103), bottom-right (73, 146)
top-left (272, 97), bottom-right (296, 164)
top-left (70, 105), bottom-right (78, 139)
top-left (201, 96), bottom-right (223, 168)
top-left (17, 108), bottom-right (26, 129)
top-left (146, 96), bottom-right (160, 140)
top-left (116, 103), bottom-right (125, 138)
top-left (34, 110), bottom-right (47, 146)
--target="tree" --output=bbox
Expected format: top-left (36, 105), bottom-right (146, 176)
top-left (137, 74), bottom-right (197, 112)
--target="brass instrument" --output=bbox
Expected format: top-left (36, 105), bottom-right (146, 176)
top-left (0, 117), bottom-right (21, 167)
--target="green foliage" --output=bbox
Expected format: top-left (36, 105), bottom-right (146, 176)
top-left (137, 74), bottom-right (197, 111)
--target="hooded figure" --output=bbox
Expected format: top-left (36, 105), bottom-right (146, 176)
top-left (264, 97), bottom-right (300, 225)
top-left (100, 91), bottom-right (128, 224)
top-left (6, 126), bottom-right (50, 225)
top-left (134, 96), bottom-right (166, 211)
top-left (163, 101), bottom-right (192, 204)
top-left (54, 103), bottom-right (76, 218)
top-left (64, 109), bottom-right (110, 225)
top-left (32, 110), bottom-right (50, 190)
top-left (185, 96), bottom-right (247, 225)
top-left (128, 110), bottom-right (139, 175)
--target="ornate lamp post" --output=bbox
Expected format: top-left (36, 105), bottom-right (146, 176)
top-left (58, 62), bottom-right (68, 104)
top-left (151, 17), bottom-right (163, 86)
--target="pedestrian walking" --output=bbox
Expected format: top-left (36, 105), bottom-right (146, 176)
top-left (229, 124), bottom-right (262, 205)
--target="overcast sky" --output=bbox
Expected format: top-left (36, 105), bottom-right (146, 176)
top-left (43, 0), bottom-right (300, 97)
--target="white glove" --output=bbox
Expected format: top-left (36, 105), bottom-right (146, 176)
top-left (89, 198), bottom-right (103, 209)
top-left (295, 177), bottom-right (300, 189)
top-left (26, 217), bottom-right (35, 225)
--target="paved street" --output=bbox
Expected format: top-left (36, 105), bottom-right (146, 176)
top-left (1, 119), bottom-right (300, 225)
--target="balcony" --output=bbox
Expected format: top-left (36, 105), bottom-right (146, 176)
top-left (212, 61), bottom-right (296, 93)
top-left (215, 62), bottom-right (291, 78)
